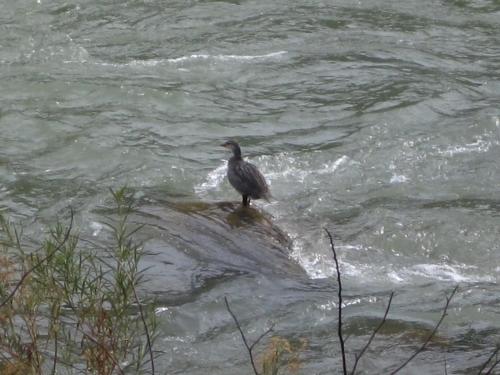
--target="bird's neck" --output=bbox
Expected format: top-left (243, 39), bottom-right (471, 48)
top-left (232, 145), bottom-right (242, 159)
top-left (229, 155), bottom-right (242, 163)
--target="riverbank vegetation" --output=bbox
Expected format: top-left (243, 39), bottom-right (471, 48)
top-left (0, 188), bottom-right (156, 375)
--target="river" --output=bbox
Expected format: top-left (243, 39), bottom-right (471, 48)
top-left (1, 0), bottom-right (499, 373)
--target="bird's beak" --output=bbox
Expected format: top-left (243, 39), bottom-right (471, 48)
top-left (221, 143), bottom-right (228, 148)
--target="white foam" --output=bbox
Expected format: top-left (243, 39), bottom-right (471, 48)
top-left (98, 51), bottom-right (287, 68)
top-left (390, 174), bottom-right (409, 183)
top-left (294, 238), bottom-right (495, 284)
top-left (166, 51), bottom-right (287, 63)
top-left (155, 306), bottom-right (169, 315)
top-left (90, 221), bottom-right (103, 237)
top-left (290, 237), bottom-right (328, 279)
top-left (393, 263), bottom-right (494, 284)
top-left (290, 237), bottom-right (366, 279)
top-left (438, 138), bottom-right (493, 156)
top-left (194, 152), bottom-right (349, 196)
top-left (194, 163), bottom-right (227, 196)
top-left (411, 263), bottom-right (493, 282)
top-left (262, 154), bottom-right (309, 183)
top-left (388, 270), bottom-right (404, 282)
top-left (262, 154), bottom-right (352, 184)
top-left (316, 155), bottom-right (350, 175)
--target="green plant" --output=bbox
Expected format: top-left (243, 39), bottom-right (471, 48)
top-left (0, 188), bottom-right (157, 374)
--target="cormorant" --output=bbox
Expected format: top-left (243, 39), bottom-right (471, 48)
top-left (221, 140), bottom-right (270, 207)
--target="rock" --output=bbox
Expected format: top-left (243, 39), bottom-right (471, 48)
top-left (128, 200), bottom-right (306, 304)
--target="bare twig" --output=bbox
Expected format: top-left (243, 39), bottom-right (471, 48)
top-left (224, 296), bottom-right (274, 375)
top-left (390, 285), bottom-right (459, 374)
top-left (350, 292), bottom-right (394, 375)
top-left (478, 346), bottom-right (500, 374)
top-left (325, 228), bottom-right (348, 375)
top-left (250, 323), bottom-right (276, 352)
top-left (484, 353), bottom-right (500, 375)
top-left (130, 278), bottom-right (155, 375)
top-left (0, 208), bottom-right (74, 308)
top-left (485, 360), bottom-right (500, 375)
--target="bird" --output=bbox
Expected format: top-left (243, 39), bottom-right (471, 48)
top-left (221, 140), bottom-right (270, 207)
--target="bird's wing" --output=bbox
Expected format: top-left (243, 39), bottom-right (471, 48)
top-left (234, 162), bottom-right (270, 198)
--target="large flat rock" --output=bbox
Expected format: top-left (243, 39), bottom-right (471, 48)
top-left (126, 200), bottom-right (307, 304)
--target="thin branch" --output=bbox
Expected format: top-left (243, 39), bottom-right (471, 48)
top-left (51, 328), bottom-right (58, 375)
top-left (224, 296), bottom-right (259, 375)
top-left (224, 297), bottom-right (274, 375)
top-left (250, 323), bottom-right (275, 352)
top-left (484, 356), bottom-right (500, 375)
top-left (485, 362), bottom-right (500, 375)
top-left (0, 208), bottom-right (74, 309)
top-left (350, 292), bottom-right (394, 374)
top-left (130, 278), bottom-right (155, 375)
top-left (39, 350), bottom-right (84, 374)
top-left (478, 346), bottom-right (500, 374)
top-left (325, 228), bottom-right (347, 375)
top-left (390, 285), bottom-right (459, 374)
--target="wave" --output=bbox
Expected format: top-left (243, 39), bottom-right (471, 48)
top-left (98, 51), bottom-right (287, 68)
top-left (401, 263), bottom-right (494, 283)
top-left (387, 263), bottom-right (493, 284)
top-left (294, 238), bottom-right (494, 284)
top-left (438, 138), bottom-right (494, 156)
top-left (166, 51), bottom-right (287, 64)
top-left (194, 163), bottom-right (226, 196)
top-left (194, 153), bottom-right (352, 196)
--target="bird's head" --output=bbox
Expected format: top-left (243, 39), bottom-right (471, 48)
top-left (221, 140), bottom-right (241, 157)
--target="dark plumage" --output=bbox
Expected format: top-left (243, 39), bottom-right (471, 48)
top-left (221, 140), bottom-right (270, 207)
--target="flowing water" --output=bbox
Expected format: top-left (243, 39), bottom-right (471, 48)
top-left (1, 0), bottom-right (500, 373)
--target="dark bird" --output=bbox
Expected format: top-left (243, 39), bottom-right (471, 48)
top-left (221, 140), bottom-right (270, 207)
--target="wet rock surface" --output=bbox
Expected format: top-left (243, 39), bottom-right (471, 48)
top-left (129, 200), bottom-right (307, 304)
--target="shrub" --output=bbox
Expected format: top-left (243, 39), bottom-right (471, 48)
top-left (0, 188), bottom-right (156, 375)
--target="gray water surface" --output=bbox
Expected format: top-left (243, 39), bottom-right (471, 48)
top-left (1, 0), bottom-right (500, 373)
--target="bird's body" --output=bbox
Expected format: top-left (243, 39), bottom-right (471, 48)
top-left (222, 140), bottom-right (270, 207)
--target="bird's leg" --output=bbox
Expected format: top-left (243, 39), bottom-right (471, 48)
top-left (242, 195), bottom-right (249, 207)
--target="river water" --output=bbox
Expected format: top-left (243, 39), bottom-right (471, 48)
top-left (1, 0), bottom-right (499, 373)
